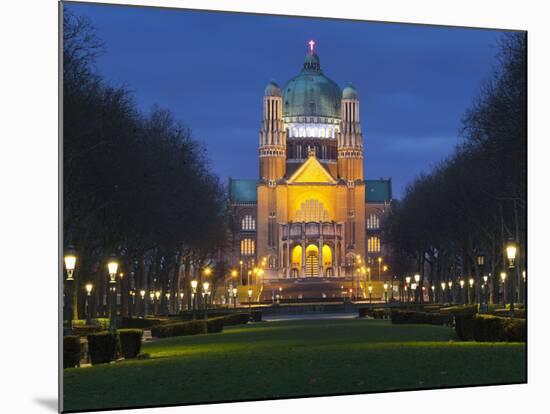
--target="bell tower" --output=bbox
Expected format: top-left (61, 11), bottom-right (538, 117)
top-left (338, 84), bottom-right (363, 181)
top-left (259, 81), bottom-right (286, 182)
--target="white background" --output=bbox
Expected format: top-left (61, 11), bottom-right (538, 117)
top-left (0, 0), bottom-right (548, 413)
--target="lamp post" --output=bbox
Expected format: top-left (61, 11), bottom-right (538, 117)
top-left (248, 288), bottom-right (253, 313)
top-left (63, 246), bottom-right (77, 336)
top-left (107, 255), bottom-right (119, 332)
top-left (506, 239), bottom-right (518, 316)
top-left (154, 290), bottom-right (161, 316)
top-left (448, 281), bottom-right (453, 304)
top-left (119, 272), bottom-right (125, 317)
top-left (404, 285), bottom-right (408, 303)
top-left (233, 287), bottom-right (238, 309)
top-left (383, 283), bottom-right (388, 303)
top-left (179, 291), bottom-right (184, 313)
top-left (85, 283), bottom-right (93, 325)
top-left (149, 291), bottom-right (154, 316)
top-left (468, 278), bottom-right (474, 305)
top-left (459, 279), bottom-right (465, 304)
top-left (405, 276), bottom-right (411, 303)
top-left (440, 282), bottom-right (446, 304)
top-left (500, 272), bottom-right (506, 306)
top-left (483, 275), bottom-right (488, 305)
top-left (191, 280), bottom-right (198, 319)
top-left (202, 282), bottom-right (210, 320)
top-left (140, 290), bottom-right (146, 317)
top-left (165, 291), bottom-right (171, 315)
top-left (431, 285), bottom-right (435, 303)
top-left (377, 257), bottom-right (382, 281)
top-left (414, 274), bottom-right (421, 303)
top-left (476, 252), bottom-right (486, 305)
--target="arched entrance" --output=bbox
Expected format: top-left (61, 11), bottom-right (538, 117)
top-left (292, 245), bottom-right (302, 276)
top-left (305, 244), bottom-right (319, 277)
top-left (322, 244), bottom-right (333, 275)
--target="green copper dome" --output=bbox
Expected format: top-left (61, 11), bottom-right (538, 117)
top-left (282, 52), bottom-right (341, 119)
top-left (342, 83), bottom-right (359, 100)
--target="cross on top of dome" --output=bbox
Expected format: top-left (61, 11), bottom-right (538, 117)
top-left (308, 39), bottom-right (316, 54)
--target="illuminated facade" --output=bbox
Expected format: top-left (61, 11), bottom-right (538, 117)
top-left (228, 42), bottom-right (391, 284)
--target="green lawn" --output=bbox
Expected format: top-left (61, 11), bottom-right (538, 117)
top-left (63, 319), bottom-right (526, 412)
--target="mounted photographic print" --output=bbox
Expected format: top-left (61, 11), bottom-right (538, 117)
top-left (61, 1), bottom-right (527, 412)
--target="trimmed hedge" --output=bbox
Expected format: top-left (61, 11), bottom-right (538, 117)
top-left (456, 314), bottom-right (526, 342)
top-left (391, 310), bottom-right (453, 326)
top-left (87, 331), bottom-right (118, 365)
top-left (63, 336), bottom-right (81, 368)
top-left (72, 325), bottom-right (104, 336)
top-left (121, 317), bottom-right (165, 329)
top-left (440, 304), bottom-right (478, 316)
top-left (221, 313), bottom-right (251, 326)
top-left (206, 317), bottom-right (225, 333)
top-left (358, 308), bottom-right (387, 319)
top-left (118, 329), bottom-right (143, 358)
top-left (151, 320), bottom-right (207, 338)
top-left (492, 309), bottom-right (526, 319)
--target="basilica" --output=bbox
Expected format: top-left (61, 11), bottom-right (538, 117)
top-left (227, 42), bottom-right (391, 296)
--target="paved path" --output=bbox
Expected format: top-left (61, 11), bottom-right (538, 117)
top-left (262, 312), bottom-right (357, 322)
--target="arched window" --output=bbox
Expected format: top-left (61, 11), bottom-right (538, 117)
top-left (241, 215), bottom-right (256, 231)
top-left (367, 236), bottom-right (381, 253)
top-left (367, 214), bottom-right (380, 229)
top-left (295, 199), bottom-right (329, 222)
top-left (240, 238), bottom-right (255, 256)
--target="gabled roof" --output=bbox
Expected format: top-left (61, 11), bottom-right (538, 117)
top-left (229, 179), bottom-right (257, 203)
top-left (287, 154), bottom-right (337, 184)
top-left (365, 179), bottom-right (392, 203)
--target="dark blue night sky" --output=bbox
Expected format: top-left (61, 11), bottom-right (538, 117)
top-left (66, 2), bottom-right (507, 198)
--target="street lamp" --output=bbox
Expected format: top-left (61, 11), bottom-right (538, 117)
top-left (476, 252), bottom-right (486, 305)
top-left (405, 276), bottom-right (411, 303)
top-left (85, 283), bottom-right (93, 325)
top-left (247, 288), bottom-right (253, 313)
top-left (483, 275), bottom-right (488, 305)
top-left (500, 272), bottom-right (507, 306)
top-left (191, 280), bottom-right (198, 319)
top-left (440, 281), bottom-right (446, 304)
top-left (506, 239), bottom-right (518, 316)
top-left (448, 281), bottom-right (453, 303)
top-left (202, 282), bottom-right (210, 320)
top-left (232, 287), bottom-right (238, 309)
top-left (414, 274), bottom-right (421, 303)
top-left (179, 291), bottom-right (184, 313)
top-left (149, 291), bottom-right (154, 315)
top-left (63, 246), bottom-right (77, 336)
top-left (383, 283), bottom-right (388, 303)
top-left (165, 291), bottom-right (171, 315)
top-left (154, 290), bottom-right (161, 316)
top-left (468, 278), bottom-right (474, 305)
top-left (107, 255), bottom-right (119, 332)
top-left (140, 290), bottom-right (146, 317)
top-left (459, 279), bottom-right (465, 304)
top-left (431, 285), bottom-right (435, 302)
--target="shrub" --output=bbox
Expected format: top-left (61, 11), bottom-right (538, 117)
top-left (63, 336), bottom-right (81, 368)
top-left (222, 313), bottom-right (250, 326)
top-left (121, 317), bottom-right (164, 329)
top-left (206, 317), bottom-right (225, 333)
top-left (87, 331), bottom-right (118, 365)
top-left (492, 309), bottom-right (526, 319)
top-left (118, 329), bottom-right (143, 358)
top-left (440, 304), bottom-right (478, 316)
top-left (151, 320), bottom-right (207, 338)
top-left (391, 310), bottom-right (452, 326)
top-left (454, 314), bottom-right (476, 340)
top-left (359, 308), bottom-right (388, 319)
top-left (72, 325), bottom-right (104, 336)
top-left (455, 314), bottom-right (526, 342)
